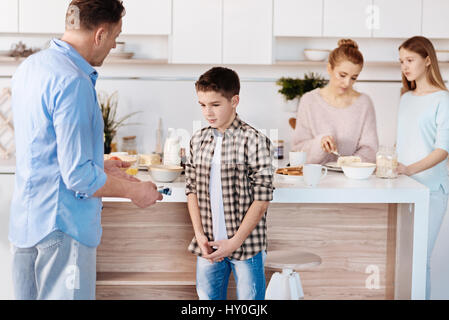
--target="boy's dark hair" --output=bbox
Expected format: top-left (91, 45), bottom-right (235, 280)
top-left (195, 67), bottom-right (240, 100)
top-left (67, 0), bottom-right (125, 31)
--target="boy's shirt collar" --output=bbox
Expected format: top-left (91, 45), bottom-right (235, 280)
top-left (209, 113), bottom-right (241, 138)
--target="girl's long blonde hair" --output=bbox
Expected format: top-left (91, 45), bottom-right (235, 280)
top-left (399, 36), bottom-right (447, 95)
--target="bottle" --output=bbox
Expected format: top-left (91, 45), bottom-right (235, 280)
top-left (155, 118), bottom-right (163, 155)
top-left (122, 136), bottom-right (137, 155)
top-left (163, 128), bottom-right (181, 166)
top-left (376, 145), bottom-right (398, 179)
top-left (273, 140), bottom-right (284, 160)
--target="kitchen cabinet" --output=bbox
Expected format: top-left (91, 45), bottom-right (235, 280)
top-left (422, 0), bottom-right (449, 38)
top-left (323, 0), bottom-right (372, 37)
top-left (0, 173), bottom-right (15, 299)
top-left (121, 0), bottom-right (171, 35)
top-left (274, 0), bottom-right (323, 37)
top-left (372, 0), bottom-right (421, 38)
top-left (171, 0), bottom-right (222, 64)
top-left (223, 0), bottom-right (273, 64)
top-left (0, 0), bottom-right (18, 33)
top-left (19, 0), bottom-right (71, 34)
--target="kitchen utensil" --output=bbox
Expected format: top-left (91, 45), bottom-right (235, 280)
top-left (303, 164), bottom-right (327, 187)
top-left (289, 151), bottom-right (306, 166)
top-left (148, 164), bottom-right (183, 182)
top-left (304, 49), bottom-right (330, 61)
top-left (341, 162), bottom-right (376, 180)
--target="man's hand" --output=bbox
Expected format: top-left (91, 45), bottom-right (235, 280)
top-left (202, 238), bottom-right (241, 263)
top-left (104, 159), bottom-right (140, 182)
top-left (128, 180), bottom-right (163, 208)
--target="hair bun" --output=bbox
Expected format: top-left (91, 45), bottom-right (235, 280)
top-left (338, 39), bottom-right (358, 49)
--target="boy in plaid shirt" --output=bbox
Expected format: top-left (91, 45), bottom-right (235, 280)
top-left (185, 67), bottom-right (274, 300)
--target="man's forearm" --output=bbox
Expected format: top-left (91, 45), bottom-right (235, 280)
top-left (231, 200), bottom-right (269, 246)
top-left (92, 173), bottom-right (135, 198)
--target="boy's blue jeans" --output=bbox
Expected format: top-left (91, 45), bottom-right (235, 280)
top-left (196, 250), bottom-right (266, 300)
top-left (11, 230), bottom-right (96, 300)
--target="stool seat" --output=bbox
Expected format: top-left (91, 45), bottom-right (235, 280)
top-left (265, 250), bottom-right (322, 271)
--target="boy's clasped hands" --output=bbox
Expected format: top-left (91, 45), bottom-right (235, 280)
top-left (196, 233), bottom-right (241, 263)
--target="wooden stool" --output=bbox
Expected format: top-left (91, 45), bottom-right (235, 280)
top-left (265, 250), bottom-right (321, 300)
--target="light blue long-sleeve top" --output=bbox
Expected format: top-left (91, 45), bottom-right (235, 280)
top-left (9, 39), bottom-right (107, 248)
top-left (396, 90), bottom-right (449, 193)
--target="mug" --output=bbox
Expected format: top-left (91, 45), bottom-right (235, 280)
top-left (289, 151), bottom-right (307, 166)
top-left (303, 164), bottom-right (327, 187)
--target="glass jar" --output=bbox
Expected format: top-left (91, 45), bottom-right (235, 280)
top-left (376, 145), bottom-right (398, 179)
top-left (122, 136), bottom-right (137, 155)
top-left (273, 140), bottom-right (284, 160)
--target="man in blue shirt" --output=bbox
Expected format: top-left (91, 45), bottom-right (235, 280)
top-left (10, 0), bottom-right (162, 300)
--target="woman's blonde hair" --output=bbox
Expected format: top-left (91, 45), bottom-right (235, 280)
top-left (328, 39), bottom-right (364, 69)
top-left (399, 36), bottom-right (447, 95)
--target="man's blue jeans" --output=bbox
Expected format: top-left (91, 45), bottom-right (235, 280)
top-left (196, 250), bottom-right (266, 300)
top-left (11, 230), bottom-right (96, 300)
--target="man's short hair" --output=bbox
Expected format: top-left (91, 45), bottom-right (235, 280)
top-left (66, 0), bottom-right (125, 31)
top-left (195, 67), bottom-right (240, 100)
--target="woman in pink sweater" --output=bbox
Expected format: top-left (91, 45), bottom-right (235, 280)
top-left (292, 39), bottom-right (379, 165)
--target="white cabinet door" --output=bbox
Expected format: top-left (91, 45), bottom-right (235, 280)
top-left (0, 174), bottom-right (15, 299)
top-left (121, 0), bottom-right (171, 35)
top-left (372, 0), bottom-right (421, 38)
top-left (223, 0), bottom-right (273, 64)
top-left (19, 0), bottom-right (71, 34)
top-left (0, 0), bottom-right (18, 33)
top-left (171, 0), bottom-right (222, 64)
top-left (323, 0), bottom-right (373, 37)
top-left (274, 0), bottom-right (323, 37)
top-left (422, 0), bottom-right (449, 38)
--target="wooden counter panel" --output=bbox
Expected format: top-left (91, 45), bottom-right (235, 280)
top-left (97, 202), bottom-right (396, 299)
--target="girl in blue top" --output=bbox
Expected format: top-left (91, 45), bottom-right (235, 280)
top-left (396, 36), bottom-right (449, 299)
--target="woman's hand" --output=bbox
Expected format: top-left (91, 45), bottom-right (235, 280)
top-left (397, 163), bottom-right (411, 176)
top-left (321, 135), bottom-right (337, 153)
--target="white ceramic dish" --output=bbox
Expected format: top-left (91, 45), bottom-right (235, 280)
top-left (436, 50), bottom-right (449, 62)
top-left (148, 164), bottom-right (183, 182)
top-left (275, 173), bottom-right (304, 183)
top-left (324, 162), bottom-right (343, 172)
top-left (341, 162), bottom-right (376, 180)
top-left (304, 49), bottom-right (330, 61)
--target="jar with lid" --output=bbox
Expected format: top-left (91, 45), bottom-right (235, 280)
top-left (273, 140), bottom-right (284, 160)
top-left (122, 136), bottom-right (137, 155)
top-left (376, 145), bottom-right (398, 179)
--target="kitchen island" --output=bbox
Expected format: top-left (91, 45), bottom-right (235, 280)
top-left (100, 169), bottom-right (429, 300)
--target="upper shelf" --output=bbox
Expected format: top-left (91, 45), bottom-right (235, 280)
top-left (2, 56), bottom-right (449, 68)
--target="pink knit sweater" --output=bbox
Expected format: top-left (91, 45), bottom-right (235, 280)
top-left (291, 88), bottom-right (379, 165)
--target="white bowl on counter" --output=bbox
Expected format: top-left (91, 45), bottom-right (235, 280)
top-left (304, 49), bottom-right (330, 61)
top-left (148, 164), bottom-right (183, 182)
top-left (436, 50), bottom-right (449, 62)
top-left (341, 162), bottom-right (376, 180)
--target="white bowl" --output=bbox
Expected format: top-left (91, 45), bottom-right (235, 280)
top-left (436, 50), bottom-right (449, 62)
top-left (304, 49), bottom-right (330, 61)
top-left (341, 162), bottom-right (376, 180)
top-left (148, 164), bottom-right (183, 182)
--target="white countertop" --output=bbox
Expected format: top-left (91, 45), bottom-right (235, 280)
top-left (103, 169), bottom-right (428, 204)
top-left (1, 158), bottom-right (429, 203)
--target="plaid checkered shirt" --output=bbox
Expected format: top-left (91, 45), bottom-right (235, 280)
top-left (185, 114), bottom-right (274, 260)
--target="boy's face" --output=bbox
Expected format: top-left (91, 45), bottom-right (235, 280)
top-left (197, 90), bottom-right (239, 133)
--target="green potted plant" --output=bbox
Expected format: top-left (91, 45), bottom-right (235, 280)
top-left (276, 72), bottom-right (328, 113)
top-left (98, 90), bottom-right (141, 154)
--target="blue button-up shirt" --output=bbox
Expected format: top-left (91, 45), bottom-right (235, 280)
top-left (9, 39), bottom-right (107, 248)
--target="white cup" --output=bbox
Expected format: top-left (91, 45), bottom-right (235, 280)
top-left (303, 164), bottom-right (327, 187)
top-left (289, 151), bottom-right (307, 166)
